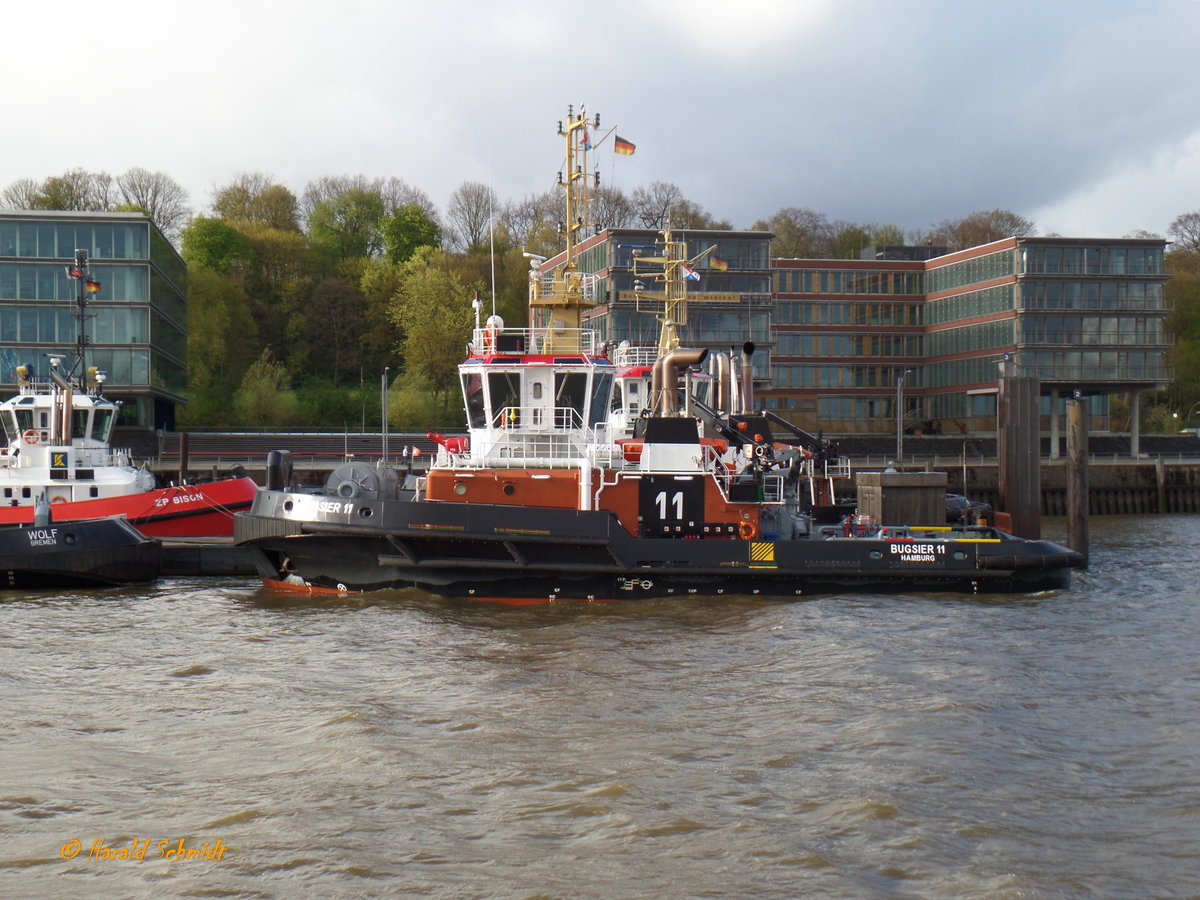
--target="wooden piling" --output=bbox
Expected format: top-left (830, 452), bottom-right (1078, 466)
top-left (998, 368), bottom-right (1041, 539)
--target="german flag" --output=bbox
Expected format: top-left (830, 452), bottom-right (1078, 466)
top-left (85, 278), bottom-right (101, 293)
top-left (614, 135), bottom-right (636, 156)
top-left (710, 256), bottom-right (729, 271)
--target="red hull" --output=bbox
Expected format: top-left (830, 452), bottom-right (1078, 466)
top-left (261, 577), bottom-right (360, 596)
top-left (257, 578), bottom-right (621, 605)
top-left (0, 477), bottom-right (258, 538)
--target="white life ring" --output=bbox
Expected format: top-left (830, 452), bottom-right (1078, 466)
top-left (22, 429), bottom-right (39, 445)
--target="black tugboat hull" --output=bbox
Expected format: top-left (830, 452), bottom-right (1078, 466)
top-left (0, 517), bottom-right (161, 589)
top-left (236, 492), bottom-right (1081, 602)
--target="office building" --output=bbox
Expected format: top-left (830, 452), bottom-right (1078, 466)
top-left (768, 237), bottom-right (1171, 438)
top-left (0, 210), bottom-right (186, 429)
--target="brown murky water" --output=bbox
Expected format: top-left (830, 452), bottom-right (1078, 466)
top-left (2, 517), bottom-right (1198, 898)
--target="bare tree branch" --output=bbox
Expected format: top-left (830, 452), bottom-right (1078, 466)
top-left (118, 167), bottom-right (191, 242)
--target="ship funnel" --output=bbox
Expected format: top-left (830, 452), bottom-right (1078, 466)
top-left (651, 347), bottom-right (708, 416)
top-left (712, 352), bottom-right (730, 415)
top-left (741, 341), bottom-right (756, 413)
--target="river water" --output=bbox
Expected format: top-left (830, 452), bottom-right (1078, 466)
top-left (1, 516), bottom-right (1198, 899)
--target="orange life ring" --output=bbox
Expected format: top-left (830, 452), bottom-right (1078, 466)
top-left (738, 520), bottom-right (756, 540)
top-left (483, 325), bottom-right (499, 353)
top-left (22, 429), bottom-right (39, 445)
top-left (51, 496), bottom-right (66, 504)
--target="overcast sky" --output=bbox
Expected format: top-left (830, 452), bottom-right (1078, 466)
top-left (6, 0), bottom-right (1200, 240)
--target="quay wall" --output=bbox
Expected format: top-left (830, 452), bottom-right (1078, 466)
top-left (137, 430), bottom-right (1200, 517)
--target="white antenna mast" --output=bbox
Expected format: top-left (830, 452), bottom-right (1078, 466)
top-left (488, 151), bottom-right (497, 317)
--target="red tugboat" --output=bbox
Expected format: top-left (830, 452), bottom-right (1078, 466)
top-left (0, 250), bottom-right (257, 537)
top-left (234, 108), bottom-right (1082, 602)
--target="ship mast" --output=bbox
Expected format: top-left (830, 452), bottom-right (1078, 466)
top-left (67, 247), bottom-right (94, 381)
top-left (633, 229), bottom-right (716, 358)
top-left (529, 106), bottom-right (601, 353)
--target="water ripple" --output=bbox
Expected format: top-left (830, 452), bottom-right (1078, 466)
top-left (0, 518), bottom-right (1198, 898)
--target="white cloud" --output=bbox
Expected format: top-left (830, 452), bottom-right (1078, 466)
top-left (1030, 129), bottom-right (1200, 238)
top-left (3, 0), bottom-right (1200, 240)
top-left (638, 0), bottom-right (833, 62)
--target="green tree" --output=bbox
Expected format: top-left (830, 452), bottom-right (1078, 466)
top-left (833, 223), bottom-right (872, 259)
top-left (1166, 252), bottom-right (1200, 418)
top-left (295, 381), bottom-right (367, 429)
top-left (180, 216), bottom-right (254, 274)
top-left (302, 175), bottom-right (437, 228)
top-left (389, 247), bottom-right (477, 416)
top-left (382, 203), bottom-right (442, 263)
top-left (233, 348), bottom-right (301, 427)
top-left (389, 369), bottom-right (440, 429)
top-left (36, 169), bottom-right (115, 210)
top-left (235, 224), bottom-right (315, 363)
top-left (358, 257), bottom-right (407, 374)
top-left (254, 185), bottom-right (302, 232)
top-left (306, 277), bottom-right (366, 385)
top-left (212, 173), bottom-right (301, 232)
top-left (491, 246), bottom-right (533, 329)
top-left (308, 188), bottom-right (386, 263)
top-left (870, 223), bottom-right (906, 246)
top-left (180, 266), bottom-right (258, 425)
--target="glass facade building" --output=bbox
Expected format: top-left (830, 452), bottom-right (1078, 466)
top-left (0, 210), bottom-right (187, 429)
top-left (768, 237), bottom-right (1171, 435)
top-left (560, 228), bottom-right (776, 379)
top-left (543, 230), bottom-right (1170, 436)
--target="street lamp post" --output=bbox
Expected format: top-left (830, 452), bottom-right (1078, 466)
top-left (1175, 401), bottom-right (1200, 432)
top-left (895, 369), bottom-right (913, 465)
top-left (381, 366), bottom-right (390, 463)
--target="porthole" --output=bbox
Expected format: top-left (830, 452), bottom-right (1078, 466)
top-left (868, 550), bottom-right (882, 560)
top-left (953, 551), bottom-right (967, 561)
top-left (502, 482), bottom-right (516, 496)
top-left (454, 482), bottom-right (468, 496)
top-left (359, 506), bottom-right (374, 518)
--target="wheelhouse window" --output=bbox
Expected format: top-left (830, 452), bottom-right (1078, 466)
top-left (72, 409), bottom-right (90, 439)
top-left (554, 372), bottom-right (588, 428)
top-left (487, 371), bottom-right (522, 427)
top-left (461, 372), bottom-right (485, 429)
top-left (588, 372), bottom-right (613, 426)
